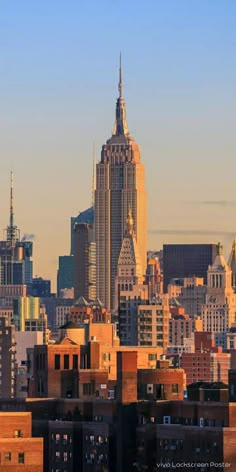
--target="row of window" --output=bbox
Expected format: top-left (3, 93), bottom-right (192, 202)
top-left (1, 452), bottom-right (24, 464)
top-left (54, 355), bottom-right (78, 370)
top-left (55, 452), bottom-right (71, 462)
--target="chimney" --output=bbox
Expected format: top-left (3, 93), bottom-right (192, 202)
top-left (117, 351), bottom-right (137, 403)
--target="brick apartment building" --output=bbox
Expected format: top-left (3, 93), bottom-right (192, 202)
top-left (181, 332), bottom-right (231, 385)
top-left (0, 412), bottom-right (43, 471)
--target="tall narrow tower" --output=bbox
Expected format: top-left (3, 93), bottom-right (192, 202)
top-left (95, 57), bottom-right (147, 310)
top-left (6, 171), bottom-right (20, 244)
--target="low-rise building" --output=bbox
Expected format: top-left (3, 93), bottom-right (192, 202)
top-left (0, 412), bottom-right (43, 471)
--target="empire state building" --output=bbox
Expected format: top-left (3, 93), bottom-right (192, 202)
top-left (95, 57), bottom-right (147, 310)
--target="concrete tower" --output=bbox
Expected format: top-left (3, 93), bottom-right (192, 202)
top-left (95, 56), bottom-right (147, 310)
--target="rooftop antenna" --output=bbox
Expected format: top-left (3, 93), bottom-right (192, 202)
top-left (91, 142), bottom-right (96, 206)
top-left (6, 171), bottom-right (20, 244)
top-left (118, 51), bottom-right (123, 98)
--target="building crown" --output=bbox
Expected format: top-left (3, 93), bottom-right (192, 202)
top-left (112, 54), bottom-right (131, 139)
top-left (217, 242), bottom-right (223, 256)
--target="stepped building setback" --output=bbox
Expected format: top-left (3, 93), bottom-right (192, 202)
top-left (95, 57), bottom-right (147, 310)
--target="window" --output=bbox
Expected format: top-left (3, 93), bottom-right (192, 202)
top-left (5, 453), bottom-right (11, 461)
top-left (172, 384), bottom-right (179, 393)
top-left (83, 383), bottom-right (91, 395)
top-left (14, 429), bottom-right (21, 438)
top-left (148, 354), bottom-right (157, 361)
top-left (54, 354), bottom-right (60, 370)
top-left (64, 355), bottom-right (69, 370)
top-left (73, 355), bottom-right (78, 370)
top-left (18, 453), bottom-right (24, 464)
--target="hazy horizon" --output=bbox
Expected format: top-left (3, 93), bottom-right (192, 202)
top-left (1, 0), bottom-right (236, 291)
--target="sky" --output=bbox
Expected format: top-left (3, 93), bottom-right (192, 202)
top-left (1, 0), bottom-right (236, 291)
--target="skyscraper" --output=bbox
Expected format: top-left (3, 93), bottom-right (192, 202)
top-left (0, 172), bottom-right (33, 287)
top-left (57, 255), bottom-right (74, 296)
top-left (73, 221), bottom-right (96, 301)
top-left (70, 206), bottom-right (94, 256)
top-left (163, 243), bottom-right (218, 292)
top-left (95, 57), bottom-right (147, 310)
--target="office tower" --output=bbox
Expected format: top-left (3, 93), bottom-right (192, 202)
top-left (57, 255), bottom-right (74, 296)
top-left (168, 276), bottom-right (206, 316)
top-left (163, 243), bottom-right (218, 292)
top-left (0, 316), bottom-right (16, 398)
top-left (95, 57), bottom-right (147, 310)
top-left (228, 236), bottom-right (236, 290)
top-left (12, 296), bottom-right (48, 343)
top-left (70, 206), bottom-right (94, 256)
top-left (145, 257), bottom-right (163, 298)
top-left (202, 243), bottom-right (236, 348)
top-left (169, 312), bottom-right (202, 347)
top-left (73, 222), bottom-right (96, 301)
top-left (0, 173), bottom-right (33, 287)
top-left (31, 277), bottom-right (51, 297)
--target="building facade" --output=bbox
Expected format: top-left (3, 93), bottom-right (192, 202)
top-left (168, 276), bottom-right (206, 316)
top-left (163, 244), bottom-right (217, 292)
top-left (73, 222), bottom-right (96, 301)
top-left (57, 255), bottom-right (74, 296)
top-left (202, 243), bottom-right (236, 348)
top-left (0, 316), bottom-right (16, 398)
top-left (0, 412), bottom-right (43, 471)
top-left (95, 58), bottom-right (147, 310)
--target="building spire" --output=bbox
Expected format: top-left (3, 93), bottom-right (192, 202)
top-left (112, 54), bottom-right (130, 138)
top-left (91, 142), bottom-right (96, 206)
top-left (119, 52), bottom-right (123, 98)
top-left (10, 171), bottom-right (14, 231)
top-left (217, 242), bottom-right (223, 256)
top-left (6, 171), bottom-right (19, 244)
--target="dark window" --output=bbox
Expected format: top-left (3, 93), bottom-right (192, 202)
top-left (18, 453), bottom-right (24, 464)
top-left (64, 355), bottom-right (69, 369)
top-left (148, 354), bottom-right (157, 361)
top-left (5, 452), bottom-right (11, 461)
top-left (172, 384), bottom-right (179, 393)
top-left (55, 354), bottom-right (60, 370)
top-left (83, 383), bottom-right (91, 395)
top-left (73, 355), bottom-right (78, 370)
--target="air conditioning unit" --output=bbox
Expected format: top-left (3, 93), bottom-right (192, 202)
top-left (163, 416), bottom-right (171, 425)
top-left (108, 390), bottom-right (115, 399)
top-left (147, 384), bottom-right (153, 394)
top-left (200, 417), bottom-right (204, 427)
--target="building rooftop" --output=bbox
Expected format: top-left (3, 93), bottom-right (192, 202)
top-left (74, 207), bottom-right (94, 224)
top-left (59, 321), bottom-right (78, 330)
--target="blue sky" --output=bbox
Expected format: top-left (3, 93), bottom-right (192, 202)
top-left (0, 0), bottom-right (236, 289)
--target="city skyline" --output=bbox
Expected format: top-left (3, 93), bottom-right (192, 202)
top-left (1, 1), bottom-right (236, 290)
